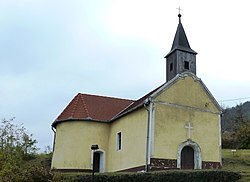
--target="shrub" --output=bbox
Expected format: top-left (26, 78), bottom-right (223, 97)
top-left (59, 170), bottom-right (241, 182)
top-left (0, 118), bottom-right (55, 182)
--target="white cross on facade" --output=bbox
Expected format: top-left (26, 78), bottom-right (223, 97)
top-left (185, 123), bottom-right (193, 139)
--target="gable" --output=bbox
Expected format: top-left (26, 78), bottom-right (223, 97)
top-left (152, 73), bottom-right (221, 113)
top-left (152, 73), bottom-right (221, 162)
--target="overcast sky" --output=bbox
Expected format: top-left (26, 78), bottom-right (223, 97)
top-left (0, 0), bottom-right (250, 151)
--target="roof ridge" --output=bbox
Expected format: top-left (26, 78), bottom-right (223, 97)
top-left (70, 94), bottom-right (80, 117)
top-left (79, 94), bottom-right (90, 118)
top-left (79, 93), bottom-right (134, 102)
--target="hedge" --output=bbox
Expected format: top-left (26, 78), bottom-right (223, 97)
top-left (58, 170), bottom-right (241, 182)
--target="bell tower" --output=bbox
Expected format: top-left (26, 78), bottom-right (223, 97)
top-left (165, 13), bottom-right (197, 82)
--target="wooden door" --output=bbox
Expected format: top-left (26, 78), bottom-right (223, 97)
top-left (181, 146), bottom-right (194, 169)
top-left (93, 152), bottom-right (100, 172)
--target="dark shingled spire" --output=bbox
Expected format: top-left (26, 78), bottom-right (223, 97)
top-left (165, 13), bottom-right (197, 82)
top-left (165, 14), bottom-right (197, 58)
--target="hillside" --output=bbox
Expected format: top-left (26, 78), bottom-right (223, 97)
top-left (221, 101), bottom-right (250, 132)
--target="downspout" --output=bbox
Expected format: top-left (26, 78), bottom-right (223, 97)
top-left (51, 126), bottom-right (56, 153)
top-left (219, 112), bottom-right (223, 166)
top-left (144, 98), bottom-right (151, 172)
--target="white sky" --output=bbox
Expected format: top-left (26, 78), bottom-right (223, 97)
top-left (0, 0), bottom-right (250, 150)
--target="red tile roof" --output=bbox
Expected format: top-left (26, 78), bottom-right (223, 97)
top-left (52, 93), bottom-right (134, 127)
top-left (52, 83), bottom-right (166, 127)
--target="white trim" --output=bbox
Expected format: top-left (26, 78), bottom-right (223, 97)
top-left (150, 102), bottom-right (155, 158)
top-left (90, 149), bottom-right (106, 173)
top-left (150, 72), bottom-right (222, 112)
top-left (177, 140), bottom-right (202, 169)
top-left (218, 114), bottom-right (222, 165)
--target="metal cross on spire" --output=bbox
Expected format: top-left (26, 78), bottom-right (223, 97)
top-left (176, 6), bottom-right (182, 23)
top-left (177, 6), bottom-right (182, 14)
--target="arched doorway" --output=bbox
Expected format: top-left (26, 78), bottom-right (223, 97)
top-left (181, 146), bottom-right (194, 169)
top-left (177, 140), bottom-right (202, 169)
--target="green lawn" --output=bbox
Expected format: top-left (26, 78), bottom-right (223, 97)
top-left (222, 149), bottom-right (250, 182)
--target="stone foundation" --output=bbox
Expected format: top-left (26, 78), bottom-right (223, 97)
top-left (202, 161), bottom-right (221, 169)
top-left (149, 158), bottom-right (177, 171)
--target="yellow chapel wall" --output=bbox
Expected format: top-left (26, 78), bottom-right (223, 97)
top-left (106, 108), bottom-right (148, 172)
top-left (51, 121), bottom-right (110, 170)
top-left (153, 76), bottom-right (221, 163)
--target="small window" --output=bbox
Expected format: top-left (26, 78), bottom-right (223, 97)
top-left (116, 132), bottom-right (122, 151)
top-left (170, 63), bottom-right (173, 71)
top-left (184, 61), bottom-right (189, 70)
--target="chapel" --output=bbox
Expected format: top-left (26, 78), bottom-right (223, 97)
top-left (51, 13), bottom-right (222, 172)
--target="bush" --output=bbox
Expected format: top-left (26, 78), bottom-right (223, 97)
top-left (59, 170), bottom-right (241, 182)
top-left (0, 118), bottom-right (55, 182)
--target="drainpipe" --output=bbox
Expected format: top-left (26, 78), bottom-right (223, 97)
top-left (51, 126), bottom-right (56, 153)
top-left (144, 98), bottom-right (151, 172)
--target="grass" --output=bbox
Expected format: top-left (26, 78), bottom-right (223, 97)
top-left (222, 149), bottom-right (250, 182)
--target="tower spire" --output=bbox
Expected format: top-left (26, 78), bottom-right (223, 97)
top-left (164, 12), bottom-right (197, 82)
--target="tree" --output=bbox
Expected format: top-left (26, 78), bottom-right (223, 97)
top-left (0, 118), bottom-right (37, 158)
top-left (0, 118), bottom-right (38, 181)
top-left (222, 103), bottom-right (250, 149)
top-left (233, 105), bottom-right (250, 149)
